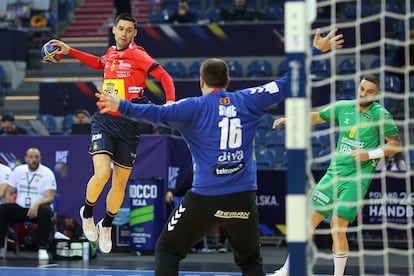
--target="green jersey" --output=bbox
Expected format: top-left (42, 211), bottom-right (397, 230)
top-left (319, 100), bottom-right (399, 176)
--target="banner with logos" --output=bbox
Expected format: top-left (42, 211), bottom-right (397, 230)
top-left (129, 178), bottom-right (165, 252)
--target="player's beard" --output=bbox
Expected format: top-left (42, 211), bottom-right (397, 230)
top-left (28, 162), bottom-right (40, 172)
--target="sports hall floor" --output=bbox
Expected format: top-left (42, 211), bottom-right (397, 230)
top-left (0, 243), bottom-right (412, 276)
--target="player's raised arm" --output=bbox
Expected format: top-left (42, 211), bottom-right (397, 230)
top-left (313, 28), bottom-right (344, 53)
top-left (49, 39), bottom-right (71, 55)
top-left (149, 65), bottom-right (176, 104)
top-left (49, 39), bottom-right (103, 70)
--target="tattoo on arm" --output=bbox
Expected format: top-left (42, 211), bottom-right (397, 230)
top-left (386, 133), bottom-right (401, 142)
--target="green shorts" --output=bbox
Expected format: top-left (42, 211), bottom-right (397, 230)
top-left (310, 169), bottom-right (373, 223)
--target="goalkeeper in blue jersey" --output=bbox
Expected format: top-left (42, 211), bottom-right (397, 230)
top-left (96, 29), bottom-right (344, 276)
top-left (272, 74), bottom-right (402, 276)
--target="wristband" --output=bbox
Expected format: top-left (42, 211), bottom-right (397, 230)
top-left (368, 148), bottom-right (384, 159)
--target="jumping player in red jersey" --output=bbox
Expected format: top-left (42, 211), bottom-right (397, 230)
top-left (49, 13), bottom-right (175, 253)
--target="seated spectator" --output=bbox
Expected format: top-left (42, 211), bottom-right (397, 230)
top-left (0, 112), bottom-right (28, 135)
top-left (220, 0), bottom-right (263, 22)
top-left (74, 109), bottom-right (91, 124)
top-left (70, 109), bottom-right (92, 135)
top-left (0, 163), bottom-right (12, 205)
top-left (170, 0), bottom-right (197, 24)
top-left (0, 147), bottom-right (57, 260)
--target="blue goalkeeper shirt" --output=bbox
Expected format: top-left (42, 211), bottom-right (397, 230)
top-left (119, 76), bottom-right (288, 196)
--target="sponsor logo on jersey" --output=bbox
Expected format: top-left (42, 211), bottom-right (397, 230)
top-left (213, 162), bottom-right (244, 176)
top-left (341, 137), bottom-right (365, 148)
top-left (218, 150), bottom-right (244, 162)
top-left (214, 210), bottom-right (250, 219)
top-left (91, 133), bottom-right (102, 141)
top-left (118, 60), bottom-right (131, 68)
top-left (129, 86), bottom-right (144, 94)
top-left (313, 190), bottom-right (330, 205)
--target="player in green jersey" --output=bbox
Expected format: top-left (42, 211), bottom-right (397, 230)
top-left (271, 74), bottom-right (402, 276)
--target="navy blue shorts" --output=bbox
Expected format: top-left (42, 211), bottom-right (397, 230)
top-left (89, 112), bottom-right (140, 169)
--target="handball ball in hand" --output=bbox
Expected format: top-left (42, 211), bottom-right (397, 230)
top-left (41, 41), bottom-right (62, 64)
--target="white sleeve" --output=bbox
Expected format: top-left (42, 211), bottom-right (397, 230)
top-left (0, 165), bottom-right (11, 185)
top-left (9, 166), bottom-right (19, 188)
top-left (44, 168), bottom-right (57, 191)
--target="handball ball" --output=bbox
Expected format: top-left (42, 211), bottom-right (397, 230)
top-left (40, 42), bottom-right (62, 64)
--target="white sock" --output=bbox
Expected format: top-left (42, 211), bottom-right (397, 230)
top-left (281, 254), bottom-right (290, 271)
top-left (333, 253), bottom-right (348, 276)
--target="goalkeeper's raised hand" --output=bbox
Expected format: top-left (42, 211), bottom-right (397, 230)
top-left (313, 28), bottom-right (344, 53)
top-left (95, 88), bottom-right (121, 114)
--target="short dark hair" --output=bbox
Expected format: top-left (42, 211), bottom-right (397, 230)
top-left (200, 58), bottom-right (229, 88)
top-left (115, 13), bottom-right (137, 29)
top-left (1, 112), bottom-right (15, 122)
top-left (74, 109), bottom-right (91, 118)
top-left (362, 74), bottom-right (380, 90)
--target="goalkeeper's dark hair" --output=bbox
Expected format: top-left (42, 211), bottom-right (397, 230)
top-left (362, 74), bottom-right (380, 90)
top-left (115, 13), bottom-right (137, 29)
top-left (200, 58), bottom-right (229, 88)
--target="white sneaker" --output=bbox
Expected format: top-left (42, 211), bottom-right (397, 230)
top-left (269, 269), bottom-right (288, 276)
top-left (38, 249), bottom-right (49, 260)
top-left (97, 219), bottom-right (112, 253)
top-left (79, 206), bottom-right (98, 242)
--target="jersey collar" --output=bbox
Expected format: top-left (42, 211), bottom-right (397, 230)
top-left (210, 88), bottom-right (223, 94)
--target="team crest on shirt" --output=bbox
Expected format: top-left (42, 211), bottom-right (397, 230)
top-left (103, 79), bottom-right (125, 99)
top-left (220, 97), bottom-right (230, 105)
